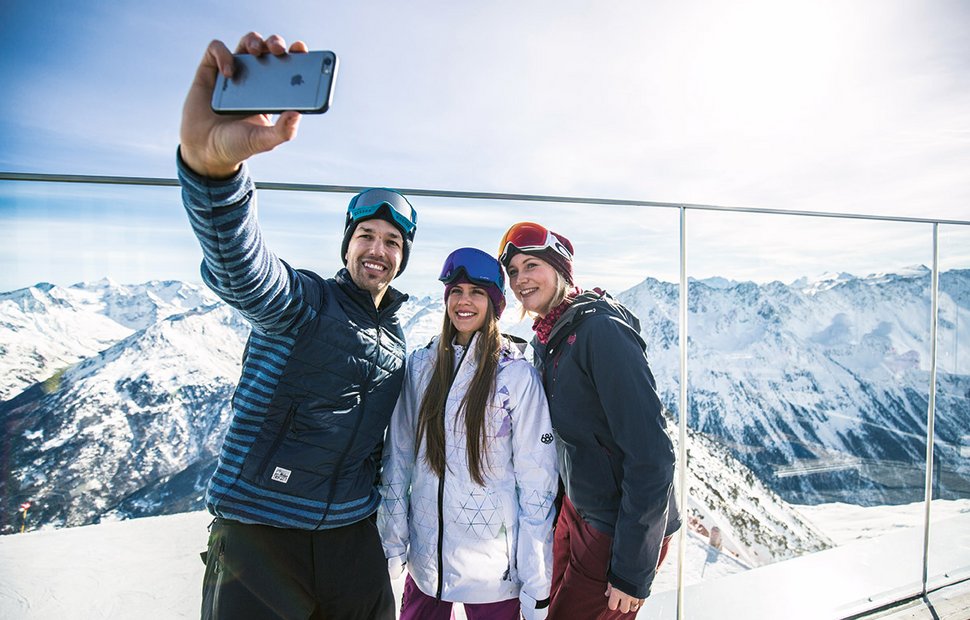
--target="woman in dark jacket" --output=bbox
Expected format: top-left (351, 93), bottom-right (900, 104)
top-left (498, 222), bottom-right (681, 619)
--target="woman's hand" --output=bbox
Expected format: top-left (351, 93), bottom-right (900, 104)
top-left (605, 583), bottom-right (644, 614)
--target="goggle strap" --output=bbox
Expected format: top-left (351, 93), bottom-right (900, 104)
top-left (499, 240), bottom-right (571, 264)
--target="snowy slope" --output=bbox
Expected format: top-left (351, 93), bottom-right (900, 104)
top-left (677, 429), bottom-right (830, 568)
top-left (615, 267), bottom-right (970, 505)
top-left (0, 279), bottom-right (220, 400)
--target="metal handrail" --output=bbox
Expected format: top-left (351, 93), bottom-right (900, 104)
top-left (2, 171), bottom-right (969, 226)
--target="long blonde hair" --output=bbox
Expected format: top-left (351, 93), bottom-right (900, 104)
top-left (414, 304), bottom-right (502, 486)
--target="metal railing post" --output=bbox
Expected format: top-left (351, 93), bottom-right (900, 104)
top-left (921, 223), bottom-right (940, 593)
top-left (676, 206), bottom-right (689, 620)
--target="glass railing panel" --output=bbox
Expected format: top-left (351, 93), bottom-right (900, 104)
top-left (2, 179), bottom-right (219, 533)
top-left (5, 176), bottom-right (969, 619)
top-left (1, 181), bottom-right (688, 587)
top-left (927, 223), bottom-right (970, 591)
top-left (257, 191), bottom-right (688, 598)
top-left (0, 180), bottom-right (192, 292)
top-left (677, 209), bottom-right (936, 617)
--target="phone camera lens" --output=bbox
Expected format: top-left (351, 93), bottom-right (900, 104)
top-left (324, 57), bottom-right (333, 66)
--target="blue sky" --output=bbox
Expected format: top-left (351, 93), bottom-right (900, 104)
top-left (2, 0), bottom-right (969, 294)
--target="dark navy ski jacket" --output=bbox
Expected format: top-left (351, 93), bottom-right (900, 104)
top-left (533, 290), bottom-right (681, 598)
top-left (178, 152), bottom-right (407, 529)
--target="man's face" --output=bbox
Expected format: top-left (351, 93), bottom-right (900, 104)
top-left (344, 218), bottom-right (404, 304)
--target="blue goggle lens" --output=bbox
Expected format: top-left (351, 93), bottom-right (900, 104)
top-left (347, 189), bottom-right (417, 237)
top-left (438, 247), bottom-right (505, 293)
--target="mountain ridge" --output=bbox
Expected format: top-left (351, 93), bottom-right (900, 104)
top-left (2, 267), bottom-right (967, 566)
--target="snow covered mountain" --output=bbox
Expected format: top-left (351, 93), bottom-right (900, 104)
top-left (616, 267), bottom-right (970, 505)
top-left (0, 279), bottom-right (221, 401)
top-left (2, 269), bottom-right (967, 563)
top-left (1, 295), bottom-right (249, 530)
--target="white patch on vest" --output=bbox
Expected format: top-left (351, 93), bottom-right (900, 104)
top-left (271, 467), bottom-right (292, 484)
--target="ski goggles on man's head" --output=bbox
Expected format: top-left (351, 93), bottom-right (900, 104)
top-left (497, 221), bottom-right (573, 266)
top-left (346, 188), bottom-right (417, 239)
top-left (438, 247), bottom-right (506, 293)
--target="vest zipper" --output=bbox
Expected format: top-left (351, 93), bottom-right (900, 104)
top-left (317, 307), bottom-right (381, 527)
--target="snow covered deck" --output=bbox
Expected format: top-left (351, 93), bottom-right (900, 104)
top-left (2, 508), bottom-right (968, 619)
top-left (851, 579), bottom-right (970, 620)
top-left (640, 511), bottom-right (970, 619)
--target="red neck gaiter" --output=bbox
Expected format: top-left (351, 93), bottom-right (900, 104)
top-left (532, 287), bottom-right (582, 344)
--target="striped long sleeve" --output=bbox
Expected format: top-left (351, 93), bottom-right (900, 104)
top-left (177, 149), bottom-right (313, 335)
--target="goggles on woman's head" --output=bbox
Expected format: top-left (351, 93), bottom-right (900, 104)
top-left (346, 188), bottom-right (417, 239)
top-left (498, 221), bottom-right (572, 266)
top-left (438, 247), bottom-right (505, 293)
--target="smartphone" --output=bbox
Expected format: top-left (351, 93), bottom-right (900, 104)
top-left (211, 51), bottom-right (338, 115)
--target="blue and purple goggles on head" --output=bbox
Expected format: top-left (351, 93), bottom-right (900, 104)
top-left (439, 247), bottom-right (507, 317)
top-left (346, 188), bottom-right (417, 240)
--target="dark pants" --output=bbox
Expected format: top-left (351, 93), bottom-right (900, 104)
top-left (398, 574), bottom-right (520, 620)
top-left (201, 516), bottom-right (394, 620)
top-left (547, 497), bottom-right (672, 619)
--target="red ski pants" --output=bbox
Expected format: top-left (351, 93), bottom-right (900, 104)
top-left (547, 496), bottom-right (671, 619)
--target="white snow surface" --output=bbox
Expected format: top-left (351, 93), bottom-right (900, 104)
top-left (795, 498), bottom-right (970, 545)
top-left (2, 501), bottom-right (968, 619)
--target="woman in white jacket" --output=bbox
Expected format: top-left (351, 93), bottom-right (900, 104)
top-left (379, 247), bottom-right (559, 620)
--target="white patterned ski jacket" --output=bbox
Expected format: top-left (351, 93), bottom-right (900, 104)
top-left (378, 333), bottom-right (558, 614)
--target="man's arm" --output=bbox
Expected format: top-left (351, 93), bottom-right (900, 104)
top-left (178, 156), bottom-right (311, 334)
top-left (178, 33), bottom-right (316, 334)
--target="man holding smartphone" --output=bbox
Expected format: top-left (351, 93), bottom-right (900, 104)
top-left (179, 32), bottom-right (416, 620)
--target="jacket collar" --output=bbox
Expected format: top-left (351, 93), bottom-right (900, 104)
top-left (334, 268), bottom-right (408, 316)
top-left (546, 289), bottom-right (606, 346)
top-left (545, 288), bottom-right (640, 349)
top-left (428, 331), bottom-right (525, 379)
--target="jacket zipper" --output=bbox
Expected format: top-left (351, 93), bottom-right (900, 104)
top-left (435, 473), bottom-right (446, 598)
top-left (435, 340), bottom-right (472, 600)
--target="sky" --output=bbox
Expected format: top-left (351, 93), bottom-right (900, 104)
top-left (2, 0), bottom-right (969, 295)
